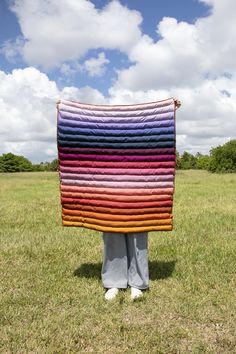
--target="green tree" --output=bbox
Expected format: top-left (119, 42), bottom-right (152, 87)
top-left (176, 151), bottom-right (181, 169)
top-left (49, 159), bottom-right (58, 171)
top-left (195, 153), bottom-right (211, 170)
top-left (0, 153), bottom-right (33, 172)
top-left (0, 155), bottom-right (4, 172)
top-left (208, 139), bottom-right (236, 173)
top-left (32, 159), bottom-right (58, 172)
top-left (179, 151), bottom-right (197, 169)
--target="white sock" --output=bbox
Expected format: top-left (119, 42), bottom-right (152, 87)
top-left (131, 287), bottom-right (143, 300)
top-left (104, 288), bottom-right (119, 300)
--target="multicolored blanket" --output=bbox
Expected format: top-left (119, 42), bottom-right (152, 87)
top-left (57, 98), bottom-right (178, 233)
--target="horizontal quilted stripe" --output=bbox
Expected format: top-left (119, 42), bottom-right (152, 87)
top-left (61, 198), bottom-right (173, 208)
top-left (60, 172), bottom-right (174, 182)
top-left (60, 166), bottom-right (175, 175)
top-left (59, 147), bottom-right (175, 155)
top-left (62, 208), bottom-right (171, 221)
top-left (60, 185), bottom-right (174, 196)
top-left (58, 125), bottom-right (175, 136)
top-left (63, 203), bottom-right (172, 215)
top-left (61, 192), bottom-right (172, 202)
top-left (60, 98), bottom-right (173, 111)
top-left (61, 180), bottom-right (174, 189)
top-left (59, 101), bottom-right (174, 115)
top-left (58, 116), bottom-right (174, 130)
top-left (59, 110), bottom-right (174, 123)
top-left (58, 140), bottom-right (175, 148)
top-left (61, 221), bottom-right (173, 233)
top-left (59, 153), bottom-right (175, 162)
top-left (62, 215), bottom-right (172, 227)
top-left (60, 160), bottom-right (175, 170)
top-left (58, 132), bottom-right (175, 143)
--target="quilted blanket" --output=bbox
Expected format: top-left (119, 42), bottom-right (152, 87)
top-left (57, 98), bottom-right (178, 233)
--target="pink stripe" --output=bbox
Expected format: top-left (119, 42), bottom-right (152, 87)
top-left (60, 172), bottom-right (174, 182)
top-left (61, 179), bottom-right (174, 188)
top-left (60, 166), bottom-right (173, 175)
top-left (59, 98), bottom-right (174, 112)
top-left (58, 105), bottom-right (174, 118)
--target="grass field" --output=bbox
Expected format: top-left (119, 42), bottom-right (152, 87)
top-left (0, 170), bottom-right (235, 353)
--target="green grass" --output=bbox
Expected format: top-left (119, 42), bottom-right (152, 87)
top-left (0, 170), bottom-right (235, 353)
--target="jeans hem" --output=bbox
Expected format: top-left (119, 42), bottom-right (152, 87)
top-left (128, 284), bottom-right (149, 290)
top-left (103, 284), bottom-right (128, 289)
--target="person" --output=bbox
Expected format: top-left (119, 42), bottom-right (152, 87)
top-left (101, 231), bottom-right (149, 300)
top-left (100, 99), bottom-right (181, 301)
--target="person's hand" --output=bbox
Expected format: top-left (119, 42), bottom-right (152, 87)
top-left (174, 98), bottom-right (181, 108)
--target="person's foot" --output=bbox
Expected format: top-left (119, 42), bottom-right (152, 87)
top-left (131, 287), bottom-right (143, 300)
top-left (105, 288), bottom-right (119, 300)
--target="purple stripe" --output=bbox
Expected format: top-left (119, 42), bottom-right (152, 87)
top-left (59, 153), bottom-right (176, 162)
top-left (58, 147), bottom-right (175, 155)
top-left (58, 116), bottom-right (174, 130)
top-left (59, 110), bottom-right (174, 123)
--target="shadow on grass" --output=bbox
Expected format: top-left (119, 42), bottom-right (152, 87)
top-left (149, 260), bottom-right (176, 280)
top-left (73, 260), bottom-right (176, 281)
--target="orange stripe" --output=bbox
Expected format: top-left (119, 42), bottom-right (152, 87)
top-left (62, 203), bottom-right (172, 215)
top-left (62, 215), bottom-right (172, 227)
top-left (61, 197), bottom-right (173, 209)
top-left (62, 208), bottom-right (171, 221)
top-left (61, 198), bottom-right (172, 208)
top-left (61, 185), bottom-right (174, 195)
top-left (61, 191), bottom-right (172, 202)
top-left (62, 220), bottom-right (173, 233)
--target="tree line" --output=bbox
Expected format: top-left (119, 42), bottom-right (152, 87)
top-left (177, 139), bottom-right (236, 172)
top-left (0, 140), bottom-right (235, 173)
top-left (0, 153), bottom-right (58, 173)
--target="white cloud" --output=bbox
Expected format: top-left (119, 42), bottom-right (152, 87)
top-left (112, 19), bottom-right (201, 91)
top-left (0, 67), bottom-right (106, 162)
top-left (60, 63), bottom-right (77, 77)
top-left (61, 85), bottom-right (107, 104)
top-left (7, 0), bottom-right (142, 68)
top-left (113, 0), bottom-right (236, 91)
top-left (83, 52), bottom-right (109, 77)
top-left (0, 36), bottom-right (24, 63)
top-left (59, 52), bottom-right (110, 79)
top-left (114, 17), bottom-right (202, 90)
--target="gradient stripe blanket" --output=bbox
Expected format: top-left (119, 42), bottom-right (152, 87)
top-left (57, 98), bottom-right (178, 233)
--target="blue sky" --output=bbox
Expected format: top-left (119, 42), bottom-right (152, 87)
top-left (0, 0), bottom-right (235, 162)
top-left (0, 0), bottom-right (210, 93)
